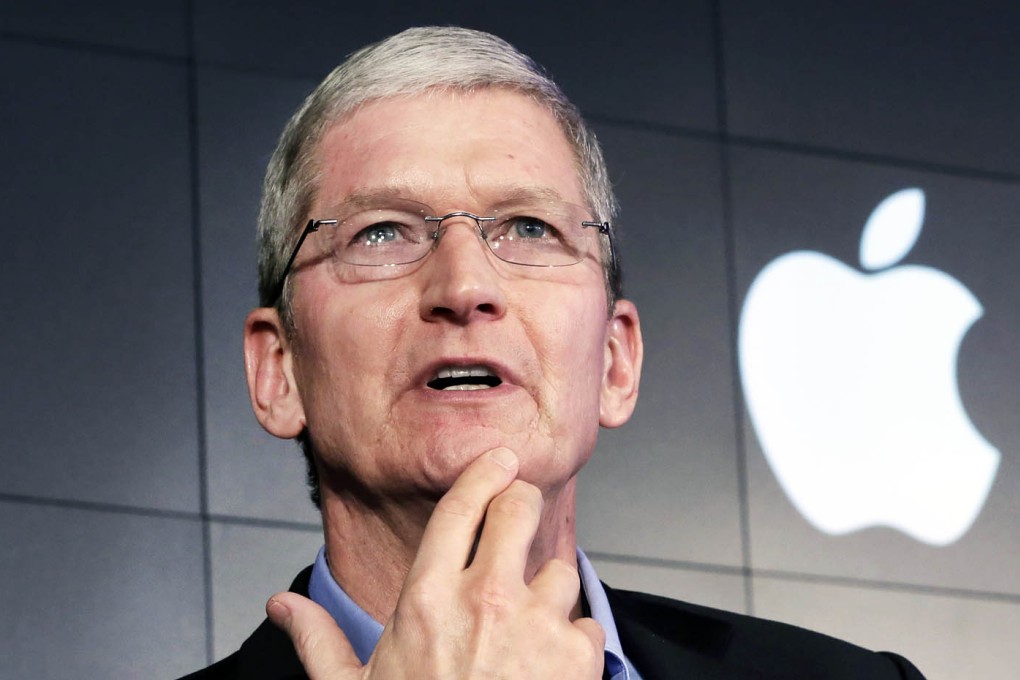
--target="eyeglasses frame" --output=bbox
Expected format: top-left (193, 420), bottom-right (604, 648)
top-left (266, 208), bottom-right (614, 306)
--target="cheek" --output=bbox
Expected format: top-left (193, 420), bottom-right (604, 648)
top-left (526, 288), bottom-right (608, 412)
top-left (293, 281), bottom-right (415, 410)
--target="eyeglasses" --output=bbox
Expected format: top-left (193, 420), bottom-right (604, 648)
top-left (268, 196), bottom-right (612, 304)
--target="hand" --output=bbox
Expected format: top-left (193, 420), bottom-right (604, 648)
top-left (266, 447), bottom-right (605, 679)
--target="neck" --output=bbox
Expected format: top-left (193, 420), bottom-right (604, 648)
top-left (319, 478), bottom-right (581, 624)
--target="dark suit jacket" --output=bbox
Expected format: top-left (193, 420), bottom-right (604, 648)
top-left (180, 567), bottom-right (926, 679)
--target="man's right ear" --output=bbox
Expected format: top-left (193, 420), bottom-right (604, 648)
top-left (243, 307), bottom-right (306, 439)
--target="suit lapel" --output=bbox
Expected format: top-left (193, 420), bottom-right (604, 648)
top-left (606, 584), bottom-right (768, 680)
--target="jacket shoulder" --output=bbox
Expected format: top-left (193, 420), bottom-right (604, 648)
top-left (606, 586), bottom-right (926, 679)
top-left (176, 653), bottom-right (240, 680)
top-left (174, 567), bottom-right (314, 680)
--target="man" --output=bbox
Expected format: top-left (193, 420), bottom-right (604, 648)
top-left (184, 26), bottom-right (926, 679)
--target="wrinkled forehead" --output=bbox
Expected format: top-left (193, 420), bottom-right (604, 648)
top-left (309, 87), bottom-right (586, 210)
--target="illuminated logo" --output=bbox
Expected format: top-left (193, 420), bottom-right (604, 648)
top-left (738, 188), bottom-right (999, 546)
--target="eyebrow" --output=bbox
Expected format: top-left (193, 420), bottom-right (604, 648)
top-left (317, 188), bottom-right (412, 215)
top-left (491, 185), bottom-right (568, 205)
top-left (318, 184), bottom-right (571, 215)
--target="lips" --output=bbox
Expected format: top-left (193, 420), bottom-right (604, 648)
top-left (426, 365), bottom-right (504, 391)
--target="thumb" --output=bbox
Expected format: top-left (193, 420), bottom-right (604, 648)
top-left (267, 591), bottom-right (361, 679)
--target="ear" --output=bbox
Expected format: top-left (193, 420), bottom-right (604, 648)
top-left (599, 299), bottom-right (643, 428)
top-left (243, 307), bottom-right (306, 439)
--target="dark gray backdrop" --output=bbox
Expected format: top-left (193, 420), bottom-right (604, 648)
top-left (2, 2), bottom-right (1017, 678)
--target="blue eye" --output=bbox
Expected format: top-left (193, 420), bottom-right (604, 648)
top-left (358, 223), bottom-right (398, 245)
top-left (513, 217), bottom-right (550, 239)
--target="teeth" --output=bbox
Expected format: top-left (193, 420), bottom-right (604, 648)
top-left (426, 364), bottom-right (502, 391)
top-left (433, 365), bottom-right (496, 380)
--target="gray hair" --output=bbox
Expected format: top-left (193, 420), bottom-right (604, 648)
top-left (256, 26), bottom-right (621, 323)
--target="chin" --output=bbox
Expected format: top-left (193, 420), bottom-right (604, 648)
top-left (421, 433), bottom-right (589, 497)
top-left (418, 427), bottom-right (512, 486)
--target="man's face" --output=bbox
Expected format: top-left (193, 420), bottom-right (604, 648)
top-left (279, 88), bottom-right (639, 500)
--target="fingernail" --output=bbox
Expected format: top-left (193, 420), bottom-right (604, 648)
top-left (267, 598), bottom-right (291, 625)
top-left (487, 447), bottom-right (518, 470)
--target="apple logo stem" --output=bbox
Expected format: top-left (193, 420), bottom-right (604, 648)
top-left (738, 188), bottom-right (1000, 546)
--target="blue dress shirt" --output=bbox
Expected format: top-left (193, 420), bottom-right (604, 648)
top-left (308, 545), bottom-right (643, 679)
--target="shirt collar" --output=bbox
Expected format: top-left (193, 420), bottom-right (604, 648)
top-left (576, 547), bottom-right (635, 679)
top-left (308, 545), bottom-right (639, 678)
top-left (308, 546), bottom-right (383, 665)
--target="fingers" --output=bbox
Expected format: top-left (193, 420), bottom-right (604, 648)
top-left (529, 557), bottom-right (583, 617)
top-left (469, 479), bottom-right (543, 579)
top-left (410, 447), bottom-right (519, 576)
top-left (573, 617), bottom-right (607, 676)
top-left (267, 592), bottom-right (360, 680)
top-left (360, 445), bottom-right (603, 679)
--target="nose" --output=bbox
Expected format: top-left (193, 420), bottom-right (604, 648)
top-left (418, 216), bottom-right (507, 324)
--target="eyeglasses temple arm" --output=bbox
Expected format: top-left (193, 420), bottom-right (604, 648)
top-left (582, 220), bottom-right (617, 274)
top-left (267, 219), bottom-right (321, 307)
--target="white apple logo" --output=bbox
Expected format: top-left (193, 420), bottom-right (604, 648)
top-left (738, 188), bottom-right (1000, 546)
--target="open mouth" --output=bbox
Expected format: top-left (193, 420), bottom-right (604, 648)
top-left (427, 366), bottom-right (503, 391)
